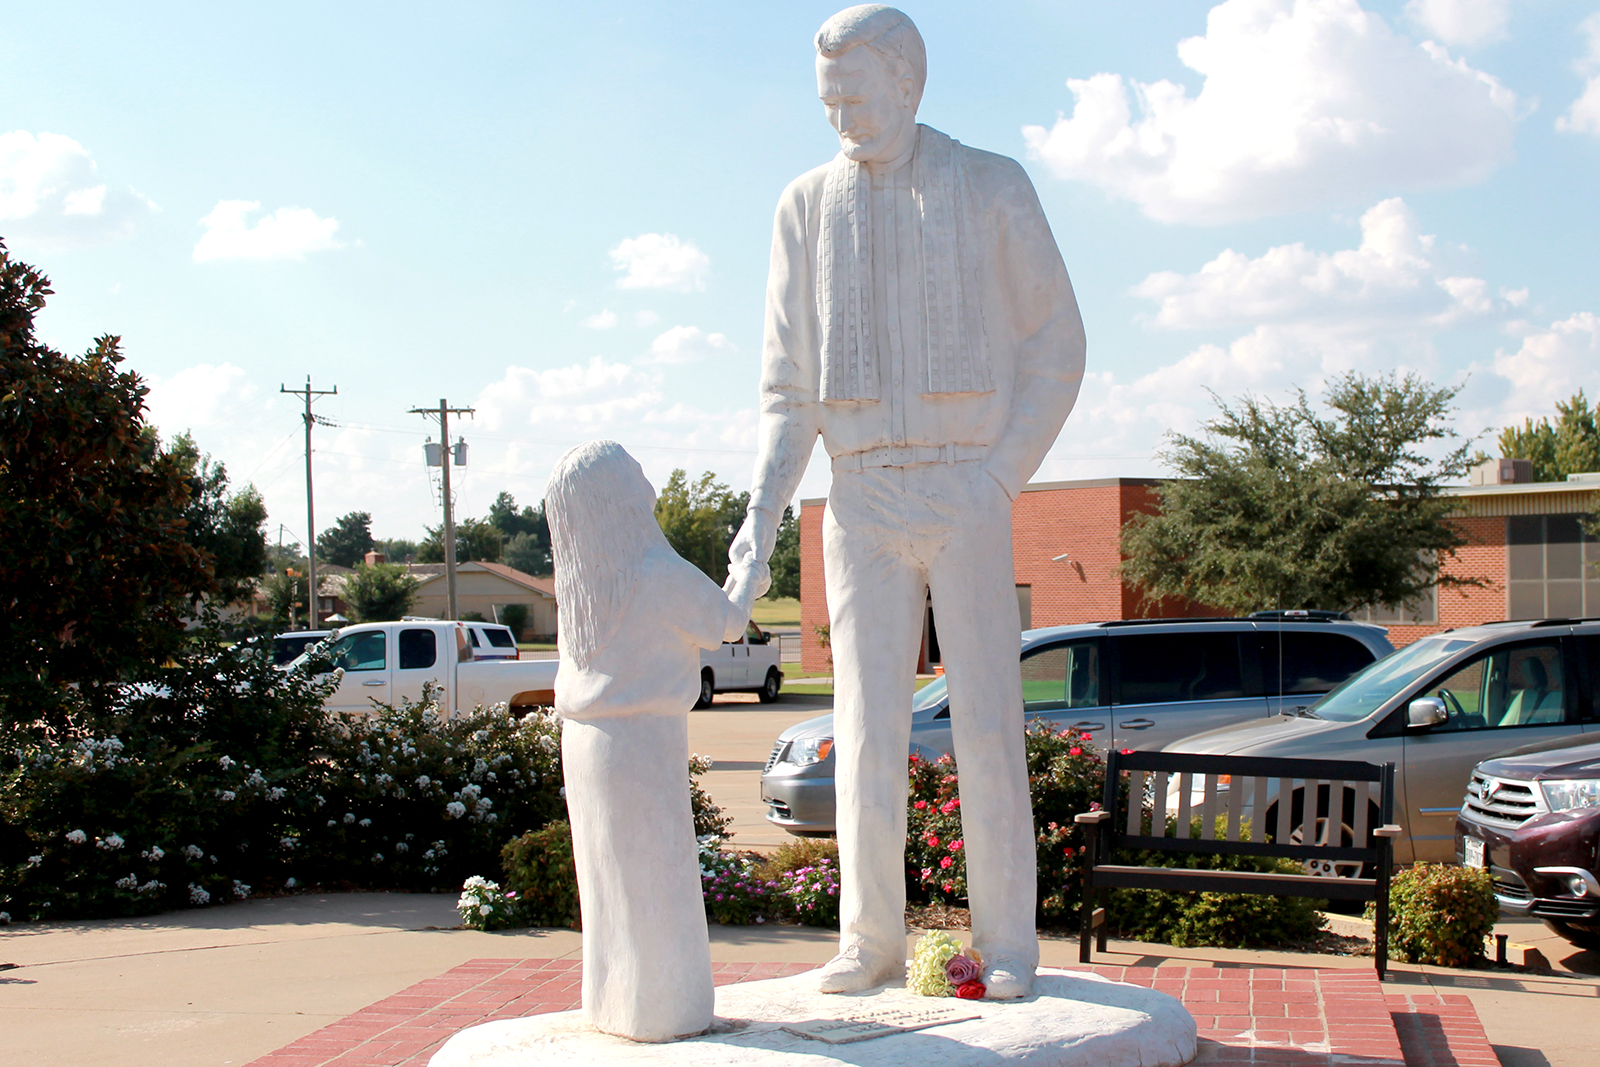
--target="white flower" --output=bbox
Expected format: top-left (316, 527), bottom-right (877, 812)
top-left (189, 884), bottom-right (211, 905)
top-left (280, 836), bottom-right (297, 850)
top-left (266, 787), bottom-right (286, 801)
top-left (115, 874), bottom-right (138, 890)
top-left (218, 756), bottom-right (235, 769)
top-left (558, 787), bottom-right (565, 799)
top-left (97, 834), bottom-right (125, 851)
top-left (284, 877), bottom-right (298, 888)
top-left (184, 844), bottom-right (204, 860)
top-left (342, 812), bottom-right (356, 824)
top-left (0, 912), bottom-right (10, 924)
top-left (371, 853), bottom-right (384, 863)
top-left (232, 880), bottom-right (250, 899)
top-left (65, 830), bottom-right (87, 845)
top-left (138, 880), bottom-right (163, 894)
top-left (141, 846), bottom-right (165, 861)
top-left (395, 841), bottom-right (409, 853)
top-left (478, 904), bottom-right (492, 916)
top-left (445, 801), bottom-right (467, 819)
top-left (358, 818), bottom-right (372, 828)
top-left (220, 791), bottom-right (236, 802)
top-left (26, 855), bottom-right (43, 867)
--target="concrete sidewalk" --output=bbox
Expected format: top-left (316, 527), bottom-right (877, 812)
top-left (3, 893), bottom-right (1597, 1067)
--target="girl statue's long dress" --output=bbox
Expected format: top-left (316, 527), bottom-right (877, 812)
top-left (548, 441), bottom-right (744, 1043)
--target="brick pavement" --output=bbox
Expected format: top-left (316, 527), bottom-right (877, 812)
top-left (245, 960), bottom-right (1500, 1067)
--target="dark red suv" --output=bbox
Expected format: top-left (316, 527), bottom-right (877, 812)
top-left (1456, 737), bottom-right (1600, 950)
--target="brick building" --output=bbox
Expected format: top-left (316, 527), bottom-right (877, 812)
top-left (796, 472), bottom-right (1600, 672)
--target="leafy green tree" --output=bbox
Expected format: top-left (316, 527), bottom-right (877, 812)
top-left (768, 506), bottom-right (801, 600)
top-left (654, 469), bottom-right (749, 585)
top-left (418, 517), bottom-right (504, 563)
top-left (166, 433), bottom-right (269, 603)
top-left (489, 492), bottom-right (551, 574)
top-left (1120, 372), bottom-right (1482, 615)
top-left (342, 563), bottom-right (421, 622)
top-left (316, 510), bottom-right (375, 568)
top-left (261, 569), bottom-right (311, 626)
top-left (0, 240), bottom-right (213, 722)
top-left (1496, 390), bottom-right (1600, 483)
top-left (373, 537), bottom-right (419, 563)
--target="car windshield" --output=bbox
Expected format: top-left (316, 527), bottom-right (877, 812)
top-left (1310, 637), bottom-right (1477, 721)
top-left (913, 677), bottom-right (948, 713)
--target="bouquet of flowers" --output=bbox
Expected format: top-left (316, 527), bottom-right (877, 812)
top-left (907, 930), bottom-right (986, 999)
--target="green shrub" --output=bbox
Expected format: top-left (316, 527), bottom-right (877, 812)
top-left (1105, 816), bottom-right (1326, 949)
top-left (689, 754), bottom-right (733, 840)
top-left (699, 838), bottom-right (776, 925)
top-left (459, 611), bottom-right (488, 623)
top-left (760, 837), bottom-right (840, 880)
top-left (497, 604), bottom-right (528, 642)
top-left (501, 820), bottom-right (580, 928)
top-left (1369, 862), bottom-right (1498, 967)
top-left (757, 838), bottom-right (840, 926)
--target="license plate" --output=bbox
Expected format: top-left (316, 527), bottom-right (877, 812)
top-left (1463, 835), bottom-right (1485, 869)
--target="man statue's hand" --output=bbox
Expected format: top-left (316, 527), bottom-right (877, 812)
top-left (722, 560), bottom-right (770, 641)
top-left (729, 508), bottom-right (779, 572)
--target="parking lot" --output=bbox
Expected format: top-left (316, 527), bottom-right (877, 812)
top-left (687, 691), bottom-right (832, 850)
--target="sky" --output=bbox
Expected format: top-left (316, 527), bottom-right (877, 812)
top-left (5, 0), bottom-right (1599, 547)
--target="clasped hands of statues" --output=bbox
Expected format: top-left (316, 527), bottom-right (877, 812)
top-left (720, 509), bottom-right (775, 642)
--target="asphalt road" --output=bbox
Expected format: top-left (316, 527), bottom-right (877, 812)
top-left (687, 691), bottom-right (833, 851)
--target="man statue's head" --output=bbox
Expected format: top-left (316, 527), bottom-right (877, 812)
top-left (815, 5), bottom-right (926, 163)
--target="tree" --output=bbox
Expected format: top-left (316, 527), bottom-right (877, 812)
top-left (342, 563), bottom-right (420, 622)
top-left (418, 517), bottom-right (504, 563)
top-left (654, 469), bottom-right (748, 585)
top-left (768, 506), bottom-right (801, 600)
top-left (1120, 372), bottom-right (1482, 615)
top-left (1496, 390), bottom-right (1600, 483)
top-left (0, 240), bottom-right (214, 721)
top-left (261, 570), bottom-right (310, 626)
top-left (166, 433), bottom-right (269, 603)
top-left (316, 510), bottom-right (375, 568)
top-left (489, 492), bottom-right (551, 575)
top-left (373, 537), bottom-right (419, 563)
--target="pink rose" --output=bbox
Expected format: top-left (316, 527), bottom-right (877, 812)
top-left (939, 855), bottom-right (953, 869)
top-left (955, 980), bottom-right (987, 1000)
top-left (914, 800), bottom-right (927, 809)
top-left (945, 953), bottom-right (981, 985)
top-left (950, 839), bottom-right (963, 851)
top-left (926, 834), bottom-right (939, 848)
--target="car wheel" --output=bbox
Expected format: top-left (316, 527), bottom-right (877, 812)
top-left (1272, 787), bottom-right (1376, 880)
top-left (1544, 918), bottom-right (1600, 952)
top-left (759, 668), bottom-right (781, 703)
top-left (694, 669), bottom-right (714, 709)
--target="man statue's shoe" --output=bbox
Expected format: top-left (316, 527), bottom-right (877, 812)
top-left (982, 958), bottom-right (1034, 999)
top-left (817, 945), bottom-right (902, 994)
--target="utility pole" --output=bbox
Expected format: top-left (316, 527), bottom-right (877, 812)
top-left (282, 377), bottom-right (337, 628)
top-left (409, 398), bottom-right (474, 620)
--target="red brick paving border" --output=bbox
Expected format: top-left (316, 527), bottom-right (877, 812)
top-left (245, 961), bottom-right (1498, 1067)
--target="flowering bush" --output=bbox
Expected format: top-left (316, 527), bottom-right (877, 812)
top-left (905, 724), bottom-right (1107, 920)
top-left (1369, 862), bottom-right (1498, 967)
top-left (699, 836), bottom-right (776, 925)
top-left (499, 820), bottom-right (581, 929)
top-left (457, 875), bottom-right (521, 931)
top-left (775, 856), bottom-right (841, 926)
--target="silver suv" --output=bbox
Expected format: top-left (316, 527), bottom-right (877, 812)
top-left (1173, 619), bottom-right (1600, 865)
top-left (760, 616), bottom-right (1393, 835)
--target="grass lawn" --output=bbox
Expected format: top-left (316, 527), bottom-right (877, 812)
top-left (751, 596), bottom-right (801, 628)
top-left (516, 641), bottom-right (558, 651)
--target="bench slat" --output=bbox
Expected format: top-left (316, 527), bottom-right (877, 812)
top-left (1176, 771), bottom-right (1193, 838)
top-left (1090, 864), bottom-right (1379, 901)
top-left (1113, 834), bottom-right (1376, 862)
top-left (1120, 750), bottom-right (1386, 781)
top-left (1251, 775), bottom-right (1270, 843)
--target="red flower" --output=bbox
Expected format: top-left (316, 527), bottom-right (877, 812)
top-left (950, 839), bottom-right (963, 851)
top-left (939, 799), bottom-right (959, 814)
top-left (1120, 748), bottom-right (1134, 755)
top-left (1081, 732), bottom-right (1094, 741)
top-left (926, 835), bottom-right (939, 848)
top-left (955, 980), bottom-right (987, 1000)
top-left (1063, 846), bottom-right (1075, 857)
top-left (913, 800), bottom-right (927, 810)
top-left (1069, 747), bottom-right (1082, 756)
top-left (940, 855), bottom-right (953, 869)
top-left (942, 882), bottom-right (954, 894)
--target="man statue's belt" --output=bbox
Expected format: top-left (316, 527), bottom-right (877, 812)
top-left (831, 443), bottom-right (987, 472)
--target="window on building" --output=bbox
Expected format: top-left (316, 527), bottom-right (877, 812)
top-left (1349, 588), bottom-right (1437, 626)
top-left (1508, 515), bottom-right (1600, 620)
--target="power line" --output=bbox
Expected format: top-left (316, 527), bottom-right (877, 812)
top-left (281, 376), bottom-right (338, 628)
top-left (408, 399), bottom-right (475, 621)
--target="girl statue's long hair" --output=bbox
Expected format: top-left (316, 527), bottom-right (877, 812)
top-left (546, 441), bottom-right (666, 669)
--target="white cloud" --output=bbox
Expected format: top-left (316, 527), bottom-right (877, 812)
top-left (1021, 0), bottom-right (1518, 224)
top-left (144, 363), bottom-right (264, 437)
top-left (193, 200), bottom-right (346, 263)
top-left (1404, 0), bottom-right (1509, 48)
top-left (641, 325), bottom-right (736, 365)
top-left (1478, 312), bottom-right (1600, 422)
top-left (0, 130), bottom-right (155, 246)
top-left (1134, 198), bottom-right (1497, 330)
top-left (609, 232), bottom-right (711, 291)
top-left (580, 309), bottom-right (618, 329)
top-left (635, 309), bottom-right (661, 327)
top-left (1557, 13), bottom-right (1600, 136)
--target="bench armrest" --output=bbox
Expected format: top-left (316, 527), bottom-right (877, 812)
top-left (1075, 811), bottom-right (1112, 825)
top-left (1373, 825), bottom-right (1403, 839)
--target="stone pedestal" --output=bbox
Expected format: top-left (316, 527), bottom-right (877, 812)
top-left (428, 967), bottom-right (1197, 1066)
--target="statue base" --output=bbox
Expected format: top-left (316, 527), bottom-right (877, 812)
top-left (427, 967), bottom-right (1198, 1066)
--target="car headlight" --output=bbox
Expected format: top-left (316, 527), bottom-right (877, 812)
top-left (1542, 779), bottom-right (1600, 812)
top-left (786, 737), bottom-right (833, 767)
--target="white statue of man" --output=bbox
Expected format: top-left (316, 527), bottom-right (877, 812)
top-left (727, 5), bottom-right (1086, 998)
top-left (548, 441), bottom-right (745, 1042)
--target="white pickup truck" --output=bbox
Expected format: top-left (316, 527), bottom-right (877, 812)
top-left (697, 621), bottom-right (783, 706)
top-left (291, 620), bottom-right (557, 716)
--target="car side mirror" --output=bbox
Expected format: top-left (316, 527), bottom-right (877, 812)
top-left (1407, 696), bottom-right (1447, 728)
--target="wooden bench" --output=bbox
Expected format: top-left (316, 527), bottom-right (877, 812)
top-left (1077, 749), bottom-right (1402, 978)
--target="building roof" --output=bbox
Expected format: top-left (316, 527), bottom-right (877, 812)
top-left (407, 560), bottom-right (556, 598)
